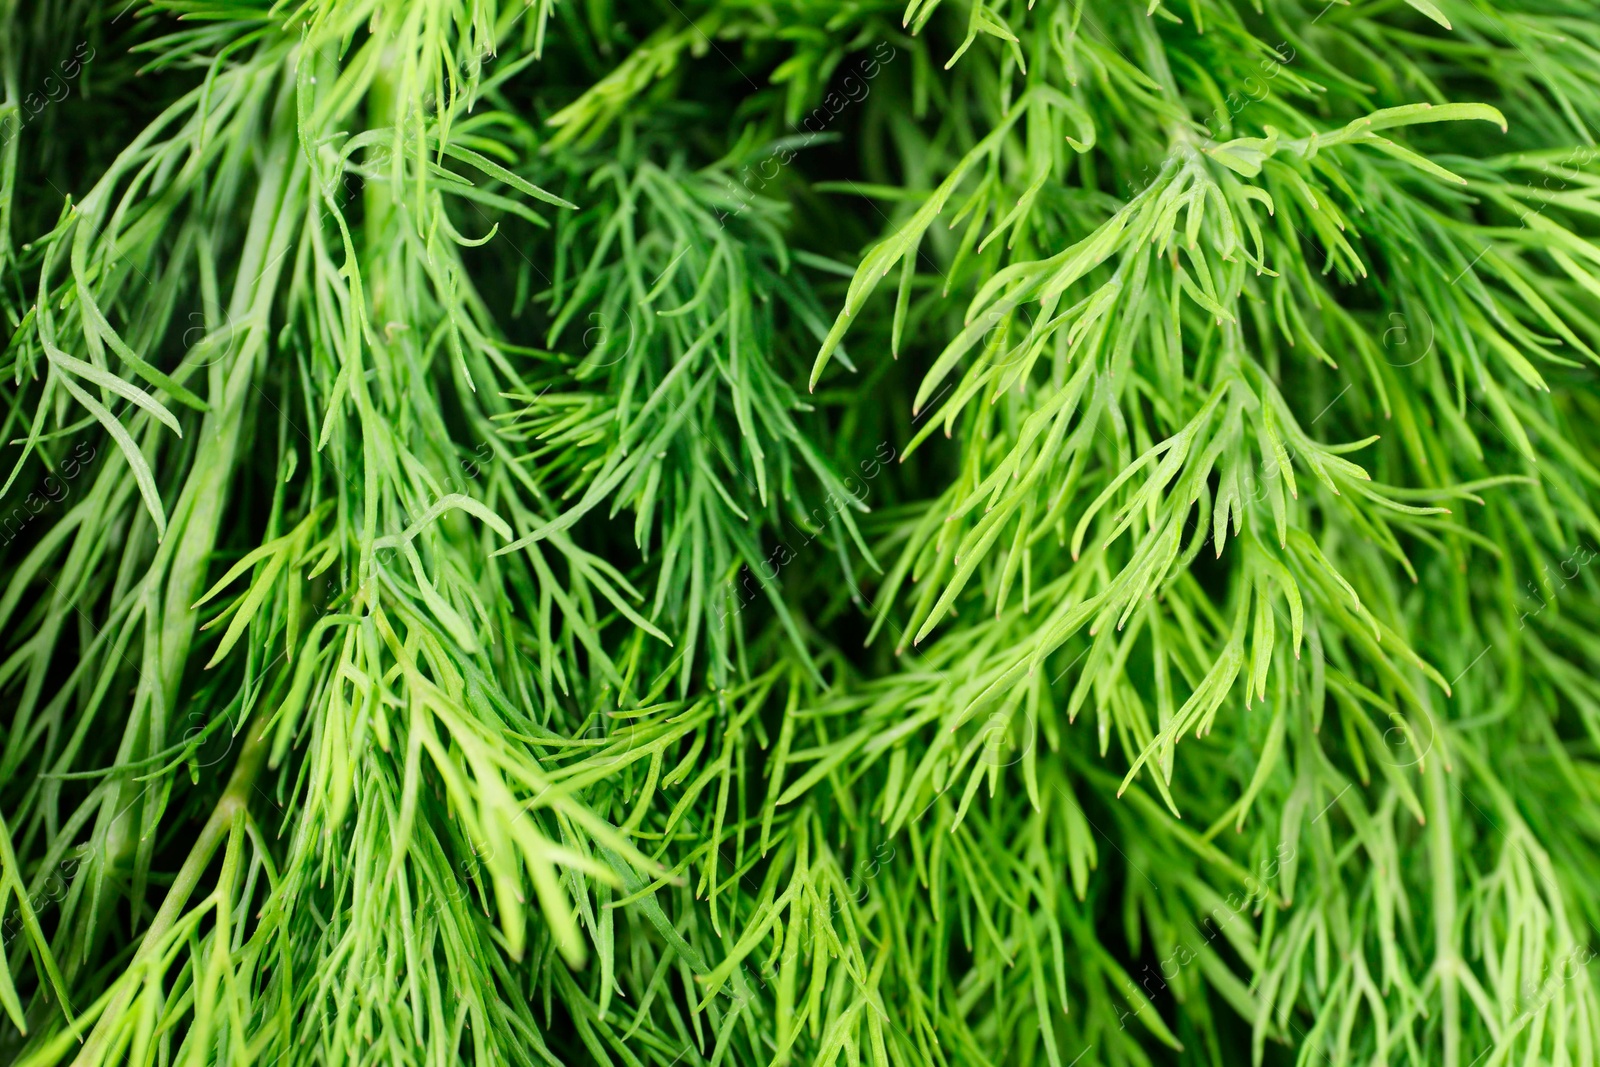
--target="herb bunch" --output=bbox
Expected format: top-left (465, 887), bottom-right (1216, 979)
top-left (2, 1), bottom-right (1600, 1066)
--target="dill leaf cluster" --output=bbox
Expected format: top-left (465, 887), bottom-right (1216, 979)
top-left (2, 1), bottom-right (1600, 1065)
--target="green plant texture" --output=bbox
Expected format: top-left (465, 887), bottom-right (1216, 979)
top-left (3, 0), bottom-right (1600, 1064)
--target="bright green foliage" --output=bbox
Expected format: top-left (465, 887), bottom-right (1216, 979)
top-left (2, 1), bottom-right (1600, 1065)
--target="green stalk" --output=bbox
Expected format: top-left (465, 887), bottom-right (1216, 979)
top-left (68, 711), bottom-right (270, 1067)
top-left (1428, 754), bottom-right (1461, 1067)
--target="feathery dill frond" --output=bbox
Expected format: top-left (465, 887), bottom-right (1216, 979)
top-left (3, 1), bottom-right (1600, 1065)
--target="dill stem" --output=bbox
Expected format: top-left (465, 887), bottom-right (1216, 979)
top-left (1427, 757), bottom-right (1460, 1067)
top-left (68, 712), bottom-right (271, 1067)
